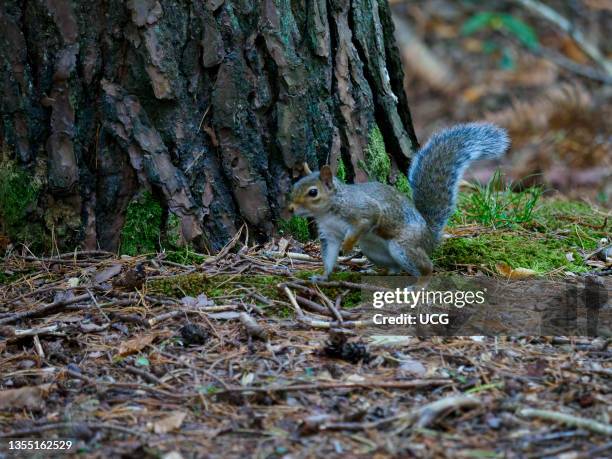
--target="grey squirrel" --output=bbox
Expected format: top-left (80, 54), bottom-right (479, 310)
top-left (287, 123), bottom-right (510, 280)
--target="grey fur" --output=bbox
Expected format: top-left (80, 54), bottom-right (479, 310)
top-left (409, 122), bottom-right (509, 240)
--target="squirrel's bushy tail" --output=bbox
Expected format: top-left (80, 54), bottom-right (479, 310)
top-left (408, 122), bottom-right (509, 240)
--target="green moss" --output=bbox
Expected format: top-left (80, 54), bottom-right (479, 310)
top-left (0, 157), bottom-right (43, 248)
top-left (148, 273), bottom-right (286, 301)
top-left (435, 231), bottom-right (588, 274)
top-left (336, 157), bottom-right (347, 183)
top-left (148, 270), bottom-right (366, 315)
top-left (393, 173), bottom-right (412, 198)
top-left (166, 213), bottom-right (182, 246)
top-left (441, 188), bottom-right (608, 274)
top-left (532, 200), bottom-right (606, 251)
top-left (120, 191), bottom-right (163, 255)
top-left (164, 246), bottom-right (206, 265)
top-left (438, 166), bottom-right (609, 274)
top-left (362, 124), bottom-right (391, 183)
top-left (278, 216), bottom-right (311, 242)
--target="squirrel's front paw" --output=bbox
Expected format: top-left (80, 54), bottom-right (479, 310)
top-left (310, 274), bottom-right (329, 283)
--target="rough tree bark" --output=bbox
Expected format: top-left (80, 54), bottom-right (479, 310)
top-left (0, 0), bottom-right (418, 252)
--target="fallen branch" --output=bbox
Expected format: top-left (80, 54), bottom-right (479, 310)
top-left (282, 286), bottom-right (304, 317)
top-left (318, 394), bottom-right (481, 431)
top-left (518, 408), bottom-right (612, 436)
top-left (264, 250), bottom-right (368, 265)
top-left (0, 293), bottom-right (90, 325)
top-left (218, 379), bottom-right (450, 395)
top-left (414, 395), bottom-right (482, 428)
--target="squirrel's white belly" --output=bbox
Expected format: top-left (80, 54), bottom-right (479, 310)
top-left (359, 232), bottom-right (400, 271)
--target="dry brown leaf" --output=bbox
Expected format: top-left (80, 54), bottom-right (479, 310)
top-left (117, 331), bottom-right (170, 357)
top-left (496, 262), bottom-right (537, 279)
top-left (153, 411), bottom-right (187, 434)
top-left (560, 36), bottom-right (589, 64)
top-left (0, 384), bottom-right (52, 411)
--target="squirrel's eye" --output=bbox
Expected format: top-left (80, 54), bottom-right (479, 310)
top-left (308, 188), bottom-right (318, 198)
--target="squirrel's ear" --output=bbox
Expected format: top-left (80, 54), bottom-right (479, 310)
top-left (293, 162), bottom-right (312, 178)
top-left (320, 165), bottom-right (333, 188)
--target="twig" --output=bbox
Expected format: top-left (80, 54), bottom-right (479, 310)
top-left (317, 287), bottom-right (343, 323)
top-left (414, 395), bottom-right (482, 428)
top-left (281, 282), bottom-right (357, 319)
top-left (202, 224), bottom-right (244, 265)
top-left (0, 293), bottom-right (90, 325)
top-left (518, 408), bottom-right (612, 436)
top-left (148, 310), bottom-right (184, 327)
top-left (0, 421), bottom-right (148, 439)
top-left (294, 294), bottom-right (339, 318)
top-left (282, 286), bottom-right (304, 317)
top-left (33, 335), bottom-right (45, 358)
top-left (239, 312), bottom-right (269, 340)
top-left (218, 379), bottom-right (450, 394)
top-left (124, 365), bottom-right (173, 389)
top-left (63, 368), bottom-right (188, 400)
top-left (320, 394), bottom-right (481, 431)
top-left (264, 250), bottom-right (368, 265)
top-left (297, 278), bottom-right (389, 293)
top-left (2, 323), bottom-right (61, 338)
top-left (155, 349), bottom-right (230, 390)
top-left (88, 288), bottom-right (110, 323)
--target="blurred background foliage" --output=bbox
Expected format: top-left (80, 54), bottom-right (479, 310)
top-left (391, 0), bottom-right (611, 206)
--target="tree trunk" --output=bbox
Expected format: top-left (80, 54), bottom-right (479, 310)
top-left (0, 0), bottom-right (418, 252)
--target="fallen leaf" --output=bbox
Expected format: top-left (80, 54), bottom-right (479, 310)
top-left (94, 264), bottom-right (123, 284)
top-left (241, 372), bottom-right (255, 386)
top-left (117, 331), bottom-right (170, 357)
top-left (345, 374), bottom-right (366, 383)
top-left (398, 357), bottom-right (427, 376)
top-left (153, 411), bottom-right (187, 434)
top-left (526, 359), bottom-right (548, 377)
top-left (496, 262), bottom-right (537, 279)
top-left (67, 277), bottom-right (80, 288)
top-left (181, 293), bottom-right (214, 308)
top-left (0, 384), bottom-right (52, 411)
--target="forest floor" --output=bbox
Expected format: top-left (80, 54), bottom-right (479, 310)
top-left (1, 193), bottom-right (611, 458)
top-left (1, 1), bottom-right (611, 457)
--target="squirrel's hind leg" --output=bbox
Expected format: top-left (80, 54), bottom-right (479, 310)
top-left (388, 240), bottom-right (433, 277)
